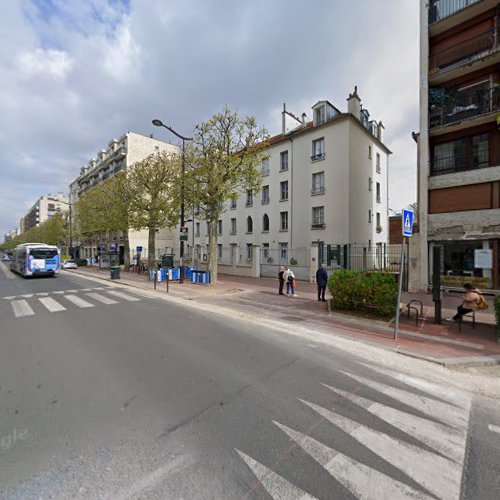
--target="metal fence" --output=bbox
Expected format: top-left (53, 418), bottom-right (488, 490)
top-left (319, 243), bottom-right (408, 290)
top-left (260, 247), bottom-right (310, 267)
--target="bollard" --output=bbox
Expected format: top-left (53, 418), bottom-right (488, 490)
top-left (154, 270), bottom-right (157, 290)
top-left (166, 273), bottom-right (169, 293)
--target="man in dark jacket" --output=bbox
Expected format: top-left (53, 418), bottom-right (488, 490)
top-left (316, 263), bottom-right (328, 302)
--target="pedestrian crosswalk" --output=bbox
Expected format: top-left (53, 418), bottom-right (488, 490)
top-left (1, 287), bottom-right (143, 318)
top-left (237, 366), bottom-right (471, 500)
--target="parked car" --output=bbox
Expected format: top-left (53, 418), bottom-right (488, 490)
top-left (62, 259), bottom-right (78, 269)
top-left (1, 254), bottom-right (10, 262)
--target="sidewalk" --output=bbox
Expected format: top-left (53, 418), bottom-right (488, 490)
top-left (70, 266), bottom-right (500, 367)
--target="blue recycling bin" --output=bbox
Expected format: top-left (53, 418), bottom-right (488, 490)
top-left (170, 267), bottom-right (180, 280)
top-left (198, 271), bottom-right (210, 284)
top-left (191, 270), bottom-right (199, 283)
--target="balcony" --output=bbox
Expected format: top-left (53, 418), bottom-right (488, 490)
top-left (431, 150), bottom-right (490, 175)
top-left (429, 27), bottom-right (498, 80)
top-left (429, 0), bottom-right (483, 25)
top-left (311, 187), bottom-right (325, 195)
top-left (430, 84), bottom-right (499, 129)
top-left (311, 153), bottom-right (325, 162)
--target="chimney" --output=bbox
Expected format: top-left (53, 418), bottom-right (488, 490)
top-left (282, 103), bottom-right (286, 135)
top-left (301, 113), bottom-right (307, 127)
top-left (378, 121), bottom-right (385, 142)
top-left (347, 85), bottom-right (361, 120)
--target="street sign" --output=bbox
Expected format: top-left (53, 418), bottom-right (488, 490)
top-left (180, 227), bottom-right (188, 233)
top-left (180, 234), bottom-right (188, 241)
top-left (136, 246), bottom-right (143, 252)
top-left (110, 242), bottom-right (117, 251)
top-left (402, 209), bottom-right (415, 237)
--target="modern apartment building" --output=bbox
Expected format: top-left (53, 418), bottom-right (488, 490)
top-left (176, 88), bottom-right (391, 279)
top-left (69, 131), bottom-right (179, 262)
top-left (22, 193), bottom-right (69, 232)
top-left (415, 0), bottom-right (500, 291)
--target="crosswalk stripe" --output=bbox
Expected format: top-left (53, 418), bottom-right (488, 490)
top-left (105, 290), bottom-right (141, 302)
top-left (488, 424), bottom-right (500, 434)
top-left (86, 292), bottom-right (118, 305)
top-left (235, 449), bottom-right (316, 500)
top-left (274, 421), bottom-right (430, 500)
top-left (359, 364), bottom-right (470, 408)
top-left (64, 294), bottom-right (94, 308)
top-left (11, 300), bottom-right (35, 318)
top-left (339, 371), bottom-right (467, 428)
top-left (300, 399), bottom-right (461, 500)
top-left (322, 384), bottom-right (465, 464)
top-left (38, 297), bottom-right (66, 312)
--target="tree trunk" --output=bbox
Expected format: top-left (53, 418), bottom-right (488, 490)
top-left (124, 230), bottom-right (130, 267)
top-left (148, 227), bottom-right (156, 271)
top-left (207, 217), bottom-right (218, 284)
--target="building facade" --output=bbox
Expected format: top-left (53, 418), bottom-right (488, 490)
top-left (415, 0), bottom-right (500, 291)
top-left (23, 193), bottom-right (69, 232)
top-left (175, 88), bottom-right (391, 280)
top-left (69, 131), bottom-right (179, 262)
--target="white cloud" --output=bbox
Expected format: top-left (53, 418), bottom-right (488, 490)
top-left (0, 0), bottom-right (419, 237)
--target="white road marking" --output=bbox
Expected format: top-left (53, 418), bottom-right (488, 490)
top-left (11, 300), bottom-right (35, 318)
top-left (0, 261), bottom-right (14, 279)
top-left (2, 296), bottom-right (16, 300)
top-left (106, 290), bottom-right (141, 302)
top-left (274, 422), bottom-right (430, 500)
top-left (86, 292), bottom-right (118, 305)
top-left (64, 294), bottom-right (94, 308)
top-left (360, 364), bottom-right (470, 408)
top-left (35, 292), bottom-right (49, 297)
top-left (38, 297), bottom-right (66, 312)
top-left (20, 294), bottom-right (33, 298)
top-left (300, 399), bottom-right (462, 500)
top-left (236, 449), bottom-right (316, 500)
top-left (488, 424), bottom-right (500, 434)
top-left (322, 383), bottom-right (465, 463)
top-left (339, 370), bottom-right (467, 428)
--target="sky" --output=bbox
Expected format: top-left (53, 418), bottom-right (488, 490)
top-left (0, 0), bottom-right (419, 238)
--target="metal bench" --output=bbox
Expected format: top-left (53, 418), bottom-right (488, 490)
top-left (406, 300), bottom-right (423, 326)
top-left (458, 310), bottom-right (475, 333)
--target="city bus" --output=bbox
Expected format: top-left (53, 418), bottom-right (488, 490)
top-left (11, 243), bottom-right (60, 277)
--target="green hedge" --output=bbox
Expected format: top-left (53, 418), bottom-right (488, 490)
top-left (75, 259), bottom-right (88, 267)
top-left (495, 296), bottom-right (500, 339)
top-left (327, 269), bottom-right (398, 318)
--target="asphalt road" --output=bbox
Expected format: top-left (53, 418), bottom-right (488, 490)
top-left (1, 263), bottom-right (499, 499)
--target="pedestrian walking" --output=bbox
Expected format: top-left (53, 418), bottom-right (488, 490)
top-left (316, 263), bottom-right (328, 302)
top-left (446, 283), bottom-right (483, 322)
top-left (278, 266), bottom-right (285, 295)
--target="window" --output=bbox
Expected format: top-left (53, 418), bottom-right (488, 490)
top-left (195, 222), bottom-right (200, 237)
top-left (279, 242), bottom-right (288, 261)
top-left (311, 172), bottom-right (325, 194)
top-left (280, 181), bottom-right (289, 201)
top-left (218, 244), bottom-right (222, 259)
top-left (262, 243), bottom-right (270, 259)
top-left (368, 210), bottom-right (372, 223)
top-left (315, 106), bottom-right (326, 125)
top-left (155, 145), bottom-right (160, 151)
top-left (368, 145), bottom-right (372, 159)
top-left (311, 138), bottom-right (325, 161)
top-left (246, 190), bottom-right (253, 206)
top-left (247, 216), bottom-right (253, 233)
top-left (376, 182), bottom-right (381, 203)
top-left (230, 197), bottom-right (237, 209)
top-left (312, 206), bottom-right (324, 227)
top-left (376, 153), bottom-right (381, 173)
top-left (280, 151), bottom-right (289, 171)
top-left (473, 134), bottom-right (489, 169)
top-left (48, 203), bottom-right (55, 210)
top-left (262, 185), bottom-right (270, 204)
top-left (262, 158), bottom-right (270, 176)
top-left (368, 177), bottom-right (373, 191)
top-left (217, 220), bottom-right (222, 235)
top-left (230, 218), bottom-right (237, 235)
top-left (280, 211), bottom-right (288, 231)
top-left (246, 244), bottom-right (253, 261)
top-left (376, 212), bottom-right (381, 232)
top-left (262, 213), bottom-right (269, 232)
top-left (206, 221), bottom-right (210, 236)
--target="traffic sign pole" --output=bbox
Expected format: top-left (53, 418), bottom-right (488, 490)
top-left (394, 238), bottom-right (405, 340)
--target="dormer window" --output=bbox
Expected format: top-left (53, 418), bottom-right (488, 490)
top-left (315, 106), bottom-right (326, 125)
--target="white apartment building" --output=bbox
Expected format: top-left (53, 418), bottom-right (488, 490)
top-left (23, 193), bottom-right (69, 232)
top-left (69, 131), bottom-right (179, 263)
top-left (176, 88), bottom-right (391, 280)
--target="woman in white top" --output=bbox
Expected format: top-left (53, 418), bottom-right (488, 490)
top-left (285, 267), bottom-right (296, 297)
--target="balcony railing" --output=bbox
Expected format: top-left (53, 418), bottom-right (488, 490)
top-left (429, 0), bottom-right (483, 25)
top-left (431, 150), bottom-right (490, 175)
top-left (430, 85), bottom-right (500, 128)
top-left (311, 187), bottom-right (325, 195)
top-left (311, 152), bottom-right (325, 161)
top-left (429, 27), bottom-right (497, 76)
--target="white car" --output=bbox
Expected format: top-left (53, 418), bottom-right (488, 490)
top-left (62, 259), bottom-right (78, 269)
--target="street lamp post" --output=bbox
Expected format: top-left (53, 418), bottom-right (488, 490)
top-left (152, 119), bottom-right (193, 283)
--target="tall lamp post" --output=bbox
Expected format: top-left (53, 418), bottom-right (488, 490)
top-left (152, 119), bottom-right (193, 283)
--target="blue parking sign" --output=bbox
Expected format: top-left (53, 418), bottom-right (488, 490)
top-left (402, 209), bottom-right (414, 237)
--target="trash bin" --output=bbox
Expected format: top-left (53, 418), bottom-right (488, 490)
top-left (110, 267), bottom-right (120, 279)
top-left (198, 271), bottom-right (210, 284)
top-left (191, 270), bottom-right (199, 283)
